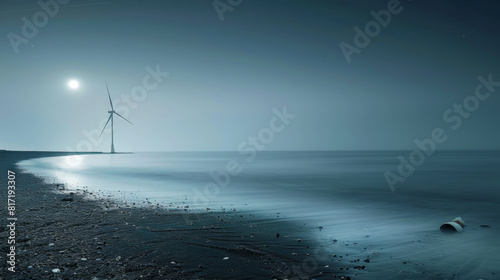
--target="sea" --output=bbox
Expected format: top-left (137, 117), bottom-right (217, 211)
top-left (17, 150), bottom-right (500, 278)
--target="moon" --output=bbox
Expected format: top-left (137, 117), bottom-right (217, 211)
top-left (68, 80), bottom-right (80, 90)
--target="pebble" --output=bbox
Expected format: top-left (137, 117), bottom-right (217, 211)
top-left (223, 257), bottom-right (229, 260)
top-left (52, 268), bottom-right (61, 273)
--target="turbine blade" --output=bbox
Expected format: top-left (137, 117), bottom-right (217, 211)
top-left (99, 114), bottom-right (113, 136)
top-left (105, 80), bottom-right (114, 111)
top-left (114, 112), bottom-right (133, 125)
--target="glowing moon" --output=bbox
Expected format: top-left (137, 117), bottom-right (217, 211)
top-left (68, 80), bottom-right (79, 90)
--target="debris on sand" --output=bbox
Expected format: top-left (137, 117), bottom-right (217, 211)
top-left (440, 217), bottom-right (466, 233)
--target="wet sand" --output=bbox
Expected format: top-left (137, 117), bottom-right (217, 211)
top-left (0, 151), bottom-right (360, 279)
top-left (2, 151), bottom-right (498, 279)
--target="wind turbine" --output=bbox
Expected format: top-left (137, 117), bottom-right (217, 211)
top-left (99, 81), bottom-right (133, 153)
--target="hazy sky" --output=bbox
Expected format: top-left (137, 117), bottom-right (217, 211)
top-left (1, 0), bottom-right (499, 152)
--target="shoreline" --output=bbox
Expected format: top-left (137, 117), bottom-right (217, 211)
top-left (1, 151), bottom-right (357, 279)
top-left (3, 151), bottom-right (498, 279)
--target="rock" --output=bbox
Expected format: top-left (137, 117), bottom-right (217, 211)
top-left (363, 258), bottom-right (370, 263)
top-left (52, 268), bottom-right (61, 273)
top-left (223, 257), bottom-right (229, 260)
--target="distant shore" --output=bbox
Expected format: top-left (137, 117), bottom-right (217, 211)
top-left (0, 151), bottom-right (353, 279)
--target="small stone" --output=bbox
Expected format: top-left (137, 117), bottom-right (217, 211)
top-left (116, 256), bottom-right (121, 261)
top-left (48, 243), bottom-right (54, 247)
top-left (52, 268), bottom-right (61, 273)
top-left (363, 258), bottom-right (370, 263)
top-left (223, 257), bottom-right (229, 260)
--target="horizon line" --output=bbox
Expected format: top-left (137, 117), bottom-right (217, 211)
top-left (3, 149), bottom-right (500, 153)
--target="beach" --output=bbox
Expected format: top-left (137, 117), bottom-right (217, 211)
top-left (1, 151), bottom-right (499, 280)
top-left (1, 151), bottom-right (351, 279)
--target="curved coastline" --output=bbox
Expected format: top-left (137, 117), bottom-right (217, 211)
top-left (0, 151), bottom-right (348, 279)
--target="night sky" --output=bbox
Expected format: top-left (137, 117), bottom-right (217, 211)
top-left (1, 0), bottom-right (499, 152)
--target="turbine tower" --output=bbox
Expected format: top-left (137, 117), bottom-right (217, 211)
top-left (100, 81), bottom-right (133, 153)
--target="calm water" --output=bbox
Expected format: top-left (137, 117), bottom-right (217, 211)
top-left (17, 151), bottom-right (500, 278)
top-left (17, 150), bottom-right (500, 201)
top-left (18, 150), bottom-right (500, 232)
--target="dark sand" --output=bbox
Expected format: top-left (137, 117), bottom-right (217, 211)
top-left (0, 152), bottom-right (363, 280)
